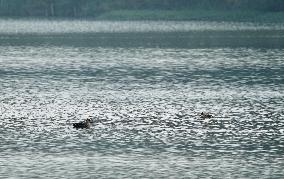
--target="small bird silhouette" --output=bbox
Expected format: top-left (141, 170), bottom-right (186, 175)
top-left (73, 118), bottom-right (92, 129)
top-left (200, 112), bottom-right (213, 119)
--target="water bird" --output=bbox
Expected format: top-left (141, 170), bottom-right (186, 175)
top-left (200, 112), bottom-right (213, 119)
top-left (73, 118), bottom-right (92, 129)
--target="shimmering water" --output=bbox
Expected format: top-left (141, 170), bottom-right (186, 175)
top-left (0, 20), bottom-right (284, 178)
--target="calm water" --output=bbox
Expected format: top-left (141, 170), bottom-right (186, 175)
top-left (0, 20), bottom-right (284, 178)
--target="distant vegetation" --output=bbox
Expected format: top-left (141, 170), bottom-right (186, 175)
top-left (0, 0), bottom-right (284, 22)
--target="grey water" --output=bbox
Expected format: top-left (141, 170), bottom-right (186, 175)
top-left (0, 20), bottom-right (284, 178)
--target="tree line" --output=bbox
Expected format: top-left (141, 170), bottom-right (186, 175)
top-left (0, 0), bottom-right (283, 17)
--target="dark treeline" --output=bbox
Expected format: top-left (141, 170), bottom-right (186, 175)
top-left (0, 0), bottom-right (284, 17)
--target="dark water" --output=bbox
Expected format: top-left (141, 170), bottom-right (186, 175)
top-left (0, 20), bottom-right (284, 178)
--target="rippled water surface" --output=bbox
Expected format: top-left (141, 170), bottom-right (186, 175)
top-left (0, 20), bottom-right (284, 178)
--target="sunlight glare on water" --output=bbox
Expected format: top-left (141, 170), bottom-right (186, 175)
top-left (0, 19), bottom-right (284, 34)
top-left (0, 20), bottom-right (283, 178)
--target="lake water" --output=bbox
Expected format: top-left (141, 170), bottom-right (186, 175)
top-left (0, 20), bottom-right (283, 178)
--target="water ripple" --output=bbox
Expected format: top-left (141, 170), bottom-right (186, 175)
top-left (0, 45), bottom-right (283, 178)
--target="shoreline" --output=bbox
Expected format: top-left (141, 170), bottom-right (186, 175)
top-left (1, 10), bottom-right (284, 23)
top-left (96, 10), bottom-right (284, 23)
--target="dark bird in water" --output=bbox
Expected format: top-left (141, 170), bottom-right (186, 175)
top-left (73, 118), bottom-right (92, 129)
top-left (200, 112), bottom-right (213, 119)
